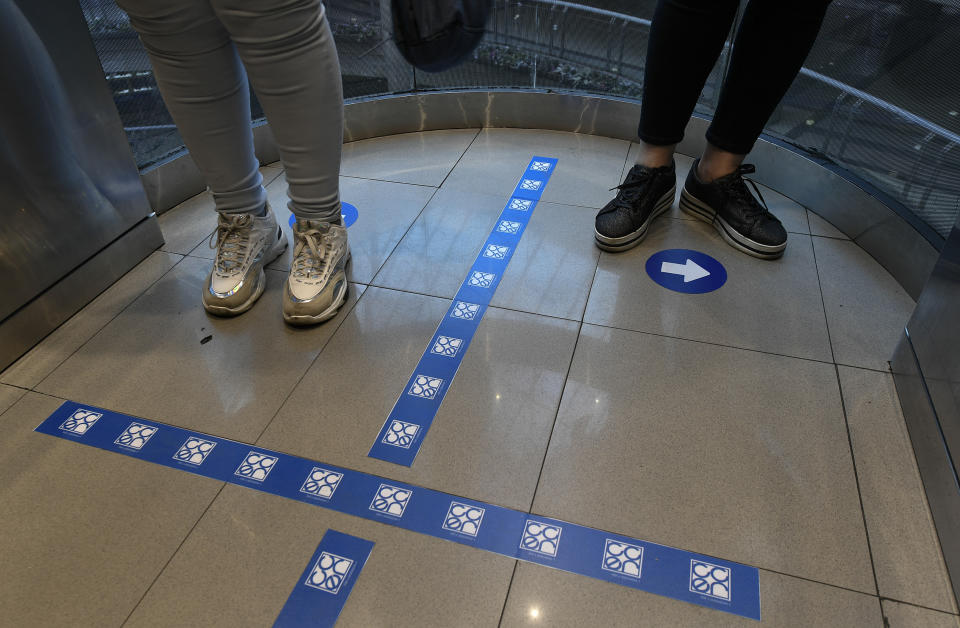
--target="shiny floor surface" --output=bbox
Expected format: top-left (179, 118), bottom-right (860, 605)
top-left (2, 129), bottom-right (957, 627)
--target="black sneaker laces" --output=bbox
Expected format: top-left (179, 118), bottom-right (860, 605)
top-left (600, 167), bottom-right (656, 215)
top-left (716, 165), bottom-right (780, 225)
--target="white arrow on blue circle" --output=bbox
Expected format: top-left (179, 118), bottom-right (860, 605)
top-left (660, 259), bottom-right (711, 283)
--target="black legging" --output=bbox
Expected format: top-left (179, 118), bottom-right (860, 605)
top-left (638, 0), bottom-right (833, 155)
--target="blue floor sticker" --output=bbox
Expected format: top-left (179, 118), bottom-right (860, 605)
top-left (36, 401), bottom-right (761, 621)
top-left (274, 530), bottom-right (373, 627)
top-left (288, 202), bottom-right (358, 229)
top-left (646, 249), bottom-right (727, 294)
top-left (367, 157), bottom-right (559, 467)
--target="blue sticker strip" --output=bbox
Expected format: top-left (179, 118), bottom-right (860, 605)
top-left (274, 529), bottom-right (373, 627)
top-left (367, 157), bottom-right (559, 467)
top-left (37, 401), bottom-right (761, 621)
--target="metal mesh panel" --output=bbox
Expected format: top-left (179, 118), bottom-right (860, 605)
top-left (79, 0), bottom-right (958, 238)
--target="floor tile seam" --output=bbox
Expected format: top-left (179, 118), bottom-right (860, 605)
top-left (339, 173), bottom-right (439, 189)
top-left (496, 562), bottom-right (521, 628)
top-left (358, 132), bottom-right (481, 291)
top-left (435, 128), bottom-right (483, 190)
top-left (248, 281), bottom-right (371, 447)
top-left (581, 320), bottom-right (838, 369)
top-left (832, 363), bottom-right (883, 599)
top-left (521, 251), bottom-right (602, 517)
top-left (877, 595), bottom-right (960, 617)
top-left (29, 253), bottom-right (188, 393)
top-left (362, 282), bottom-right (582, 325)
top-left (262, 168), bottom-right (285, 187)
top-left (119, 482), bottom-right (229, 627)
top-left (437, 181), bottom-right (606, 211)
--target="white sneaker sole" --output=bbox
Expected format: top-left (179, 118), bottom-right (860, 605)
top-left (679, 188), bottom-right (786, 260)
top-left (594, 186), bottom-right (675, 253)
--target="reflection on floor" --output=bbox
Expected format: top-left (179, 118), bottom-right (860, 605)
top-left (1, 129), bottom-right (957, 627)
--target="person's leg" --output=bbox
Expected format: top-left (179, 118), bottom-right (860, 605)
top-left (117, 0), bottom-right (286, 316)
top-left (636, 0), bottom-right (740, 167)
top-left (211, 0), bottom-right (343, 223)
top-left (595, 0), bottom-right (739, 252)
top-left (700, 0), bottom-right (833, 180)
top-left (115, 0), bottom-right (266, 216)
top-left (210, 0), bottom-right (346, 324)
top-left (678, 0), bottom-right (833, 260)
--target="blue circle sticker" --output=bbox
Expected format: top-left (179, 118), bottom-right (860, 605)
top-left (288, 202), bottom-right (358, 228)
top-left (645, 249), bottom-right (726, 294)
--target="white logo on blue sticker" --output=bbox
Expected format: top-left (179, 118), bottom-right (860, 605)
top-left (690, 560), bottom-right (731, 601)
top-left (442, 501), bottom-right (485, 537)
top-left (305, 551), bottom-right (354, 594)
top-left (450, 301), bottom-right (481, 320)
top-left (59, 408), bottom-right (102, 435)
top-left (369, 484), bottom-right (412, 517)
top-left (300, 467), bottom-right (343, 499)
top-left (646, 249), bottom-right (727, 294)
top-left (530, 161), bottom-right (552, 172)
top-left (430, 335), bottom-right (463, 357)
top-left (234, 451), bottom-right (278, 482)
top-left (520, 520), bottom-right (562, 557)
top-left (114, 422), bottom-right (157, 450)
top-left (382, 419), bottom-right (419, 448)
top-left (483, 244), bottom-right (510, 260)
top-left (497, 220), bottom-right (522, 235)
top-left (173, 437), bottom-right (217, 465)
top-left (509, 198), bottom-right (532, 211)
top-left (520, 179), bottom-right (542, 191)
top-left (408, 374), bottom-right (443, 399)
top-left (602, 540), bottom-right (644, 578)
top-left (468, 271), bottom-right (496, 288)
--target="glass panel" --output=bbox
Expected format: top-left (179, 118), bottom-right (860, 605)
top-left (761, 1), bottom-right (960, 238)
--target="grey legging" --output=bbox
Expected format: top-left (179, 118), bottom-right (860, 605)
top-left (116, 0), bottom-right (343, 220)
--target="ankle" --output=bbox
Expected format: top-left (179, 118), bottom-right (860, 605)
top-left (696, 159), bottom-right (738, 183)
top-left (636, 142), bottom-right (675, 169)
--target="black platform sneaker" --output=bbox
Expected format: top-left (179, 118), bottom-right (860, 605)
top-left (679, 161), bottom-right (787, 259)
top-left (594, 162), bottom-right (676, 252)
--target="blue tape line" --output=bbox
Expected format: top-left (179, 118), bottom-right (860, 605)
top-left (288, 202), bottom-right (358, 229)
top-left (37, 401), bottom-right (761, 621)
top-left (274, 529), bottom-right (373, 627)
top-left (367, 157), bottom-right (559, 467)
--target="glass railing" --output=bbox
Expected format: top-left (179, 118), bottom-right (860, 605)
top-left (80, 0), bottom-right (959, 240)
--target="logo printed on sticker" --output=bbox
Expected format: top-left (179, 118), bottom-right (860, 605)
top-left (369, 483), bottom-right (412, 517)
top-left (305, 551), bottom-right (354, 594)
top-left (234, 451), bottom-right (278, 482)
top-left (509, 198), bottom-right (533, 211)
top-left (173, 437), bottom-right (217, 465)
top-left (408, 374), bottom-right (443, 399)
top-left (382, 419), bottom-right (419, 448)
top-left (442, 501), bottom-right (485, 537)
top-left (690, 560), bottom-right (731, 601)
top-left (114, 422), bottom-right (157, 450)
top-left (59, 409), bottom-right (102, 435)
top-left (497, 220), bottom-right (522, 235)
top-left (450, 301), bottom-right (481, 320)
top-left (468, 271), bottom-right (496, 288)
top-left (430, 335), bottom-right (463, 357)
top-left (602, 539), bottom-right (644, 578)
top-left (530, 161), bottom-right (552, 172)
top-left (520, 179), bottom-right (543, 191)
top-left (483, 244), bottom-right (510, 260)
top-left (300, 467), bottom-right (343, 499)
top-left (520, 520), bottom-right (562, 557)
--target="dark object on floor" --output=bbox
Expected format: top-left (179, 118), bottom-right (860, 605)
top-left (200, 335), bottom-right (213, 345)
top-left (391, 0), bottom-right (491, 72)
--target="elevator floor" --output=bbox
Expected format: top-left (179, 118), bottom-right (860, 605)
top-left (1, 129), bottom-right (957, 627)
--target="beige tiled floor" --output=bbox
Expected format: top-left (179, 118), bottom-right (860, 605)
top-left (2, 129), bottom-right (951, 627)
